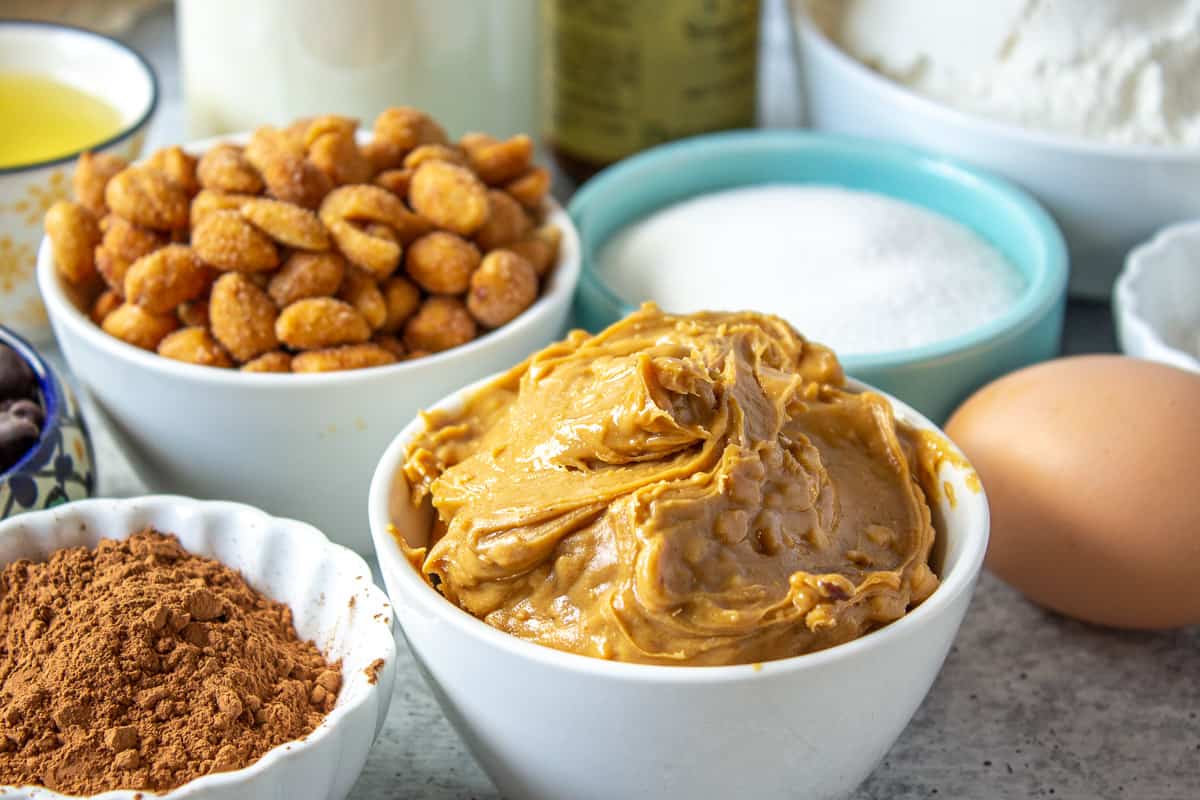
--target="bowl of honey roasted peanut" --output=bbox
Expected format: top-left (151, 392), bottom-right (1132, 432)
top-left (37, 107), bottom-right (580, 552)
top-left (369, 305), bottom-right (989, 800)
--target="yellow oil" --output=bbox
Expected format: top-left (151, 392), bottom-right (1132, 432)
top-left (0, 72), bottom-right (125, 169)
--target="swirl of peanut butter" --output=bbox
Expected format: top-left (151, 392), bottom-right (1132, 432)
top-left (400, 305), bottom-right (940, 666)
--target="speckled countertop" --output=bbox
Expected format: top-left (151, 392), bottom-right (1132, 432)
top-left (39, 4), bottom-right (1200, 798)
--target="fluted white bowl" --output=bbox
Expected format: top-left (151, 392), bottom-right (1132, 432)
top-left (1114, 221), bottom-right (1200, 374)
top-left (0, 495), bottom-right (396, 799)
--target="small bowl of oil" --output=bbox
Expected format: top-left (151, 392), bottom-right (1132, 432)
top-left (0, 20), bottom-right (157, 343)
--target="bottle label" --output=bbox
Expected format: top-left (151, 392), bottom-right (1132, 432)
top-left (542, 0), bottom-right (760, 165)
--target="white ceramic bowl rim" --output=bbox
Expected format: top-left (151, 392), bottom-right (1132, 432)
top-left (37, 131), bottom-right (581, 389)
top-left (795, 3), bottom-right (1200, 162)
top-left (370, 374), bottom-right (990, 684)
top-left (0, 19), bottom-right (159, 175)
top-left (1114, 220), bottom-right (1200, 371)
top-left (0, 495), bottom-right (396, 800)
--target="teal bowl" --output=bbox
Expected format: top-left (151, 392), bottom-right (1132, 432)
top-left (568, 130), bottom-right (1068, 422)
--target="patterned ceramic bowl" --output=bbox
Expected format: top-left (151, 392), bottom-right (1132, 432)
top-left (0, 326), bottom-right (95, 518)
top-left (0, 21), bottom-right (157, 343)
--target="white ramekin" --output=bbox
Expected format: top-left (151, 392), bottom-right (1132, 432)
top-left (1114, 221), bottom-right (1200, 374)
top-left (38, 133), bottom-right (581, 554)
top-left (791, 0), bottom-right (1200, 300)
top-left (0, 495), bottom-right (396, 800)
top-left (369, 375), bottom-right (989, 800)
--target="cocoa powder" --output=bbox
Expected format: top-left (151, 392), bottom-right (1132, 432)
top-left (0, 529), bottom-right (340, 794)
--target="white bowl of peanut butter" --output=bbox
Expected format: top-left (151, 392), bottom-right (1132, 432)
top-left (368, 305), bottom-right (989, 800)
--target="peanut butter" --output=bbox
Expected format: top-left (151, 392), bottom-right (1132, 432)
top-left (400, 305), bottom-right (940, 666)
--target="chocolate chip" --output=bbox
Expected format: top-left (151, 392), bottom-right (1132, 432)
top-left (0, 415), bottom-right (40, 473)
top-left (0, 344), bottom-right (36, 402)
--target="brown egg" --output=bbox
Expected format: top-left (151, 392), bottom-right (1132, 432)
top-left (946, 355), bottom-right (1200, 629)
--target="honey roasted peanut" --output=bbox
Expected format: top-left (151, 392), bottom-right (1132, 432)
top-left (507, 224), bottom-right (561, 278)
top-left (403, 296), bottom-right (476, 353)
top-left (73, 151), bottom-right (128, 216)
top-left (380, 275), bottom-right (422, 334)
top-left (101, 214), bottom-right (164, 265)
top-left (102, 303), bottom-right (179, 350)
top-left (291, 343), bottom-right (397, 373)
top-left (209, 272), bottom-right (279, 361)
top-left (404, 231), bottom-right (479, 295)
top-left (338, 266), bottom-right (388, 330)
top-left (275, 297), bottom-right (371, 350)
top-left (373, 168), bottom-right (413, 197)
top-left (197, 144), bottom-right (264, 195)
top-left (157, 326), bottom-right (233, 368)
top-left (190, 189), bottom-right (257, 228)
top-left (105, 166), bottom-right (190, 230)
top-left (90, 289), bottom-right (122, 325)
top-left (145, 146), bottom-right (200, 197)
top-left (467, 249), bottom-right (538, 328)
top-left (326, 219), bottom-right (401, 279)
top-left (240, 351), bottom-right (292, 373)
top-left (466, 134), bottom-right (534, 186)
top-left (124, 245), bottom-right (212, 314)
top-left (240, 198), bottom-right (330, 251)
top-left (267, 252), bottom-right (346, 308)
top-left (474, 189), bottom-right (533, 252)
top-left (192, 210), bottom-right (279, 272)
top-left (505, 167), bottom-right (552, 210)
top-left (408, 161), bottom-right (489, 236)
top-left (44, 201), bottom-right (100, 286)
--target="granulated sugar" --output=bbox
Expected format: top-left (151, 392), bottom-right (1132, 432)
top-left (595, 185), bottom-right (1025, 356)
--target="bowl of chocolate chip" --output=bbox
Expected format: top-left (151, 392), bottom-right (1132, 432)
top-left (0, 326), bottom-right (94, 519)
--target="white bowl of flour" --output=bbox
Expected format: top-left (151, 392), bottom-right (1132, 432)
top-left (794, 0), bottom-right (1200, 299)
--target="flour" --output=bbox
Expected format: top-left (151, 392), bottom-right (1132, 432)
top-left (595, 185), bottom-right (1025, 356)
top-left (825, 0), bottom-right (1200, 147)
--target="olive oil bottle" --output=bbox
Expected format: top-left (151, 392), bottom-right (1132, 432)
top-left (541, 0), bottom-right (761, 182)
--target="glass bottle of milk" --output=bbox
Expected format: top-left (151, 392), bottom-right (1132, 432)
top-left (177, 0), bottom-right (539, 138)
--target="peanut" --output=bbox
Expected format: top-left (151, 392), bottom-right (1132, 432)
top-left (196, 145), bottom-right (264, 194)
top-left (408, 161), bottom-right (489, 236)
top-left (404, 231), bottom-right (479, 295)
top-left (292, 343), bottom-right (397, 373)
top-left (104, 166), bottom-right (189, 230)
top-left (275, 297), bottom-right (371, 350)
top-left (73, 151), bottom-right (128, 216)
top-left (338, 266), bottom-right (387, 330)
top-left (192, 210), bottom-right (279, 272)
top-left (209, 272), bottom-right (279, 361)
top-left (240, 198), bottom-right (330, 251)
top-left (241, 351), bottom-right (292, 373)
top-left (380, 275), bottom-right (422, 334)
top-left (124, 245), bottom-right (212, 314)
top-left (44, 201), bottom-right (100, 285)
top-left (102, 303), bottom-right (179, 350)
top-left (157, 326), bottom-right (233, 368)
top-left (474, 189), bottom-right (532, 251)
top-left (268, 251), bottom-right (345, 307)
top-left (467, 249), bottom-right (538, 328)
top-left (403, 296), bottom-right (476, 353)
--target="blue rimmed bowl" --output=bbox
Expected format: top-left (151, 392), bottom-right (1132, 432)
top-left (569, 130), bottom-right (1068, 422)
top-left (0, 326), bottom-right (95, 518)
